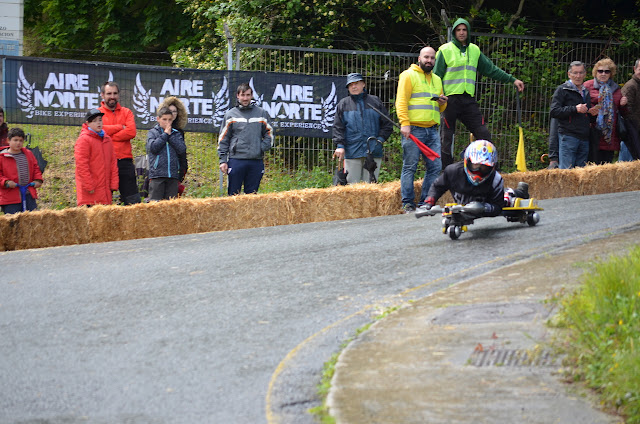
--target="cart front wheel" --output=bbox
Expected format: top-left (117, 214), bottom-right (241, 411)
top-left (448, 225), bottom-right (461, 240)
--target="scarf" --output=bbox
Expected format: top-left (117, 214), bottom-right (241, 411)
top-left (88, 127), bottom-right (105, 138)
top-left (596, 80), bottom-right (614, 143)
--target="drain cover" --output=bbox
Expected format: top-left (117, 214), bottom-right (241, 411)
top-left (468, 348), bottom-right (557, 367)
top-left (431, 302), bottom-right (550, 325)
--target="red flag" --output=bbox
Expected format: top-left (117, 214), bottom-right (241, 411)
top-left (409, 134), bottom-right (440, 161)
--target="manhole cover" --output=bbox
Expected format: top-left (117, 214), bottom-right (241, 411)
top-left (468, 348), bottom-right (557, 367)
top-left (431, 302), bottom-right (550, 325)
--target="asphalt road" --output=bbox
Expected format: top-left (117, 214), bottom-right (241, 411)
top-left (1, 191), bottom-right (639, 424)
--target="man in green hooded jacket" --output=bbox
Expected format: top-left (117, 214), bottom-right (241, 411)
top-left (434, 18), bottom-right (525, 168)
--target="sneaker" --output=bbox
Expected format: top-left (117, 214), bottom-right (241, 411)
top-left (547, 160), bottom-right (559, 170)
top-left (402, 203), bottom-right (416, 214)
top-left (513, 182), bottom-right (529, 199)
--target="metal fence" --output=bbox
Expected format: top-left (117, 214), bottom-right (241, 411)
top-left (237, 35), bottom-right (639, 172)
top-left (3, 35), bottom-right (639, 186)
top-left (235, 44), bottom-right (415, 172)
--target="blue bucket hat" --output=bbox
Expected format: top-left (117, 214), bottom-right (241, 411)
top-left (345, 73), bottom-right (364, 88)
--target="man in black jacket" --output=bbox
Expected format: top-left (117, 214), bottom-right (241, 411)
top-left (550, 61), bottom-right (594, 169)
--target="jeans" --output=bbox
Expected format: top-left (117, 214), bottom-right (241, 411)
top-left (400, 125), bottom-right (442, 206)
top-left (559, 133), bottom-right (589, 169)
top-left (227, 158), bottom-right (265, 195)
top-left (619, 141), bottom-right (633, 162)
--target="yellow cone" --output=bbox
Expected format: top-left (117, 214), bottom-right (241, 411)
top-left (516, 126), bottom-right (527, 172)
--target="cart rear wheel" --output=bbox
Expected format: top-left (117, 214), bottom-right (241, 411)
top-left (527, 212), bottom-right (540, 226)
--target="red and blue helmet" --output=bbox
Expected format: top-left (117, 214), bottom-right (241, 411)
top-left (463, 140), bottom-right (497, 186)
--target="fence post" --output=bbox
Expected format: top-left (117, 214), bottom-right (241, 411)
top-left (219, 23), bottom-right (235, 196)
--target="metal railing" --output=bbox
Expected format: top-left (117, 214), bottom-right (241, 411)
top-left (236, 36), bottom-right (639, 172)
top-left (4, 35), bottom-right (638, 186)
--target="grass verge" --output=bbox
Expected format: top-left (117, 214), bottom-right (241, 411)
top-left (309, 305), bottom-right (400, 423)
top-left (552, 245), bottom-right (640, 423)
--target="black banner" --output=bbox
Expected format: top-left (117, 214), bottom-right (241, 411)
top-left (2, 57), bottom-right (348, 138)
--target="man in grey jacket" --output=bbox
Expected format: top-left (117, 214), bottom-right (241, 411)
top-left (218, 83), bottom-right (274, 195)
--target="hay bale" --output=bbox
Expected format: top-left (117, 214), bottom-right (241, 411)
top-left (2, 207), bottom-right (90, 251)
top-left (87, 200), bottom-right (212, 243)
top-left (506, 161), bottom-right (640, 199)
top-left (0, 216), bottom-right (10, 251)
top-left (3, 161), bottom-right (640, 252)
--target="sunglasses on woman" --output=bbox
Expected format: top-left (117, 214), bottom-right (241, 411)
top-left (597, 69), bottom-right (611, 74)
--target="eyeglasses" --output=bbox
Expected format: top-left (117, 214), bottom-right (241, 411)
top-left (597, 69), bottom-right (611, 74)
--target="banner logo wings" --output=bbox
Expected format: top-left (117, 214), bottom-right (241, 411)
top-left (321, 83), bottom-right (337, 133)
top-left (211, 76), bottom-right (229, 128)
top-left (132, 73), bottom-right (154, 124)
top-left (16, 66), bottom-right (36, 118)
top-left (249, 77), bottom-right (263, 106)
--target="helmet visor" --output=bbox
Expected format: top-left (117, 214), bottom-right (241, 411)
top-left (467, 162), bottom-right (493, 177)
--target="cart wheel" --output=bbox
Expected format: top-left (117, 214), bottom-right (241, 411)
top-left (527, 212), bottom-right (540, 226)
top-left (448, 225), bottom-right (461, 240)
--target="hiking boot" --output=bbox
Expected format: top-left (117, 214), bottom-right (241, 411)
top-left (402, 203), bottom-right (416, 214)
top-left (513, 182), bottom-right (529, 199)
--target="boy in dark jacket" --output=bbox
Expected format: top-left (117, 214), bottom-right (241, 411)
top-left (146, 106), bottom-right (187, 201)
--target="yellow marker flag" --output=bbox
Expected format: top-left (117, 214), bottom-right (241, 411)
top-left (516, 126), bottom-right (527, 172)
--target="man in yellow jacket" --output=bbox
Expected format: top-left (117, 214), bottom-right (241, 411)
top-left (396, 46), bottom-right (447, 213)
top-left (434, 18), bottom-right (525, 168)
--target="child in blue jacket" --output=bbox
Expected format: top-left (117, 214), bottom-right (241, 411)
top-left (146, 107), bottom-right (187, 200)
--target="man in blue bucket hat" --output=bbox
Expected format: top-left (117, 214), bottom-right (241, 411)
top-left (332, 73), bottom-right (393, 184)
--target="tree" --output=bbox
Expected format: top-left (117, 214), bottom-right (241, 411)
top-left (25, 0), bottom-right (195, 59)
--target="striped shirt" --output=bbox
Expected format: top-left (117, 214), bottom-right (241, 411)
top-left (11, 152), bottom-right (30, 185)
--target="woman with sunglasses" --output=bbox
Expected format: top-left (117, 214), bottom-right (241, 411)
top-left (584, 58), bottom-right (628, 164)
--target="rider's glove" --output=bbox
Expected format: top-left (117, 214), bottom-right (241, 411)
top-left (424, 196), bottom-right (436, 210)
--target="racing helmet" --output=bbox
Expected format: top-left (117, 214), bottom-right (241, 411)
top-left (463, 140), bottom-right (497, 186)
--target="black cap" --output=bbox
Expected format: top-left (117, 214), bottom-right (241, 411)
top-left (345, 73), bottom-right (364, 88)
top-left (85, 108), bottom-right (104, 122)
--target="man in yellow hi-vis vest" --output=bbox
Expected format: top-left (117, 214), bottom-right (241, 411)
top-left (396, 46), bottom-right (448, 213)
top-left (434, 18), bottom-right (525, 168)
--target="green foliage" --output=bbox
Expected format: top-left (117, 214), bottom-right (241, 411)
top-left (171, 0), bottom-right (455, 69)
top-left (554, 246), bottom-right (640, 423)
top-left (260, 164), bottom-right (333, 193)
top-left (25, 0), bottom-right (195, 57)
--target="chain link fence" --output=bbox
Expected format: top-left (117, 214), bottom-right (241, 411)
top-left (3, 35), bottom-right (638, 192)
top-left (237, 35), bottom-right (639, 173)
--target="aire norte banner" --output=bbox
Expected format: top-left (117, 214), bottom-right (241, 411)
top-left (1, 56), bottom-right (348, 138)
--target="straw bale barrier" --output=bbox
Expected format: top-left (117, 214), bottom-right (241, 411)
top-left (1, 161), bottom-right (639, 252)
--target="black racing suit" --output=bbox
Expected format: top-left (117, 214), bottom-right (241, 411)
top-left (425, 161), bottom-right (504, 217)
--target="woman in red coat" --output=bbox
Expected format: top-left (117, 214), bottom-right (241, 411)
top-left (0, 127), bottom-right (43, 214)
top-left (585, 58), bottom-right (628, 164)
top-left (75, 109), bottom-right (119, 206)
